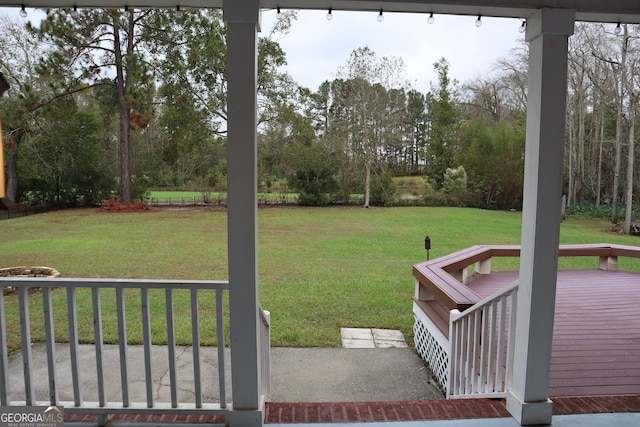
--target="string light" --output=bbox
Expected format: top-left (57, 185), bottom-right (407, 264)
top-left (19, 4), bottom-right (27, 18)
top-left (176, 5), bottom-right (182, 13)
top-left (377, 9), bottom-right (384, 22)
top-left (519, 20), bottom-right (526, 33)
top-left (614, 22), bottom-right (622, 35)
top-left (427, 12), bottom-right (434, 24)
top-left (475, 14), bottom-right (482, 27)
top-left (326, 8), bottom-right (333, 21)
top-left (276, 7), bottom-right (282, 19)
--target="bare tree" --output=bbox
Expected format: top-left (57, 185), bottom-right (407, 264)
top-left (337, 47), bottom-right (410, 207)
top-left (624, 57), bottom-right (638, 234)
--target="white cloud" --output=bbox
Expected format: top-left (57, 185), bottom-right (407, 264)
top-left (261, 10), bottom-right (526, 94)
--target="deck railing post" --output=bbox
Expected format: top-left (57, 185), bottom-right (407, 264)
top-left (450, 268), bottom-right (469, 285)
top-left (475, 258), bottom-right (492, 275)
top-left (599, 255), bottom-right (618, 271)
top-left (414, 279), bottom-right (434, 301)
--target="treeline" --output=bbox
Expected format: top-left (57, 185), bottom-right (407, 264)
top-left (257, 48), bottom-right (526, 209)
top-left (0, 11), bottom-right (638, 229)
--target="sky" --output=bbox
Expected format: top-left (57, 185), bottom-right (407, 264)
top-left (260, 9), bottom-right (527, 94)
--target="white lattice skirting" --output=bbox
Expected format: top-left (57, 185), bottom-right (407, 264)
top-left (413, 301), bottom-right (450, 394)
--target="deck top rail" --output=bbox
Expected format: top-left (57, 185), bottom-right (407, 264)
top-left (413, 243), bottom-right (640, 313)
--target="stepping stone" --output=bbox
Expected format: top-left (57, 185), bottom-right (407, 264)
top-left (340, 327), bottom-right (408, 348)
top-left (340, 327), bottom-right (374, 348)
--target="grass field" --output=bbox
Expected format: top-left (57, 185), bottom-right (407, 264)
top-left (147, 190), bottom-right (297, 204)
top-left (1, 206), bottom-right (638, 350)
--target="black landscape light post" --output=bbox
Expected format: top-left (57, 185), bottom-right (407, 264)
top-left (424, 235), bottom-right (431, 261)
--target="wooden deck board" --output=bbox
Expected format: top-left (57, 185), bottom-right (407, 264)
top-left (467, 269), bottom-right (640, 398)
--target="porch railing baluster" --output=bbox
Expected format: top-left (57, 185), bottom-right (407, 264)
top-left (0, 288), bottom-right (8, 405)
top-left (116, 288), bottom-right (130, 406)
top-left (18, 287), bottom-right (34, 405)
top-left (43, 287), bottom-right (58, 405)
top-left (166, 289), bottom-right (178, 408)
top-left (67, 287), bottom-right (82, 406)
top-left (190, 288), bottom-right (202, 408)
top-left (216, 288), bottom-right (227, 408)
top-left (141, 288), bottom-right (154, 408)
top-left (92, 288), bottom-right (106, 407)
top-left (487, 301), bottom-right (498, 392)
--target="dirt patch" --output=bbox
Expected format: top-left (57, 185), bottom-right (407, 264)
top-left (609, 222), bottom-right (640, 236)
top-left (97, 197), bottom-right (151, 213)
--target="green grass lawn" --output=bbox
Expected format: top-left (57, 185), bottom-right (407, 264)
top-left (1, 206), bottom-right (638, 350)
top-left (148, 190), bottom-right (297, 203)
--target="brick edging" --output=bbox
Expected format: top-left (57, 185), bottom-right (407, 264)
top-left (62, 395), bottom-right (640, 424)
top-left (265, 395), bottom-right (640, 424)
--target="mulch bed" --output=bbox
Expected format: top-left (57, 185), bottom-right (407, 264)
top-left (97, 198), bottom-right (151, 213)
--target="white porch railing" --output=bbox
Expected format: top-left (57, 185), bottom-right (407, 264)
top-left (448, 281), bottom-right (518, 399)
top-left (0, 277), bottom-right (270, 424)
top-left (259, 308), bottom-right (271, 400)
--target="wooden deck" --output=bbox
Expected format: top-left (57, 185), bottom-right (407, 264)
top-left (467, 268), bottom-right (640, 398)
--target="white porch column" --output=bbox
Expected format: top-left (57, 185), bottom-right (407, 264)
top-left (223, 1), bottom-right (263, 426)
top-left (506, 8), bottom-right (575, 426)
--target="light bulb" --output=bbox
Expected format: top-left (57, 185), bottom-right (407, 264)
top-left (276, 7), bottom-right (282, 19)
top-left (519, 21), bottom-right (526, 33)
top-left (176, 5), bottom-right (182, 14)
top-left (377, 10), bottom-right (384, 23)
top-left (475, 15), bottom-right (482, 28)
top-left (614, 23), bottom-right (622, 35)
top-left (427, 12), bottom-right (434, 24)
top-left (326, 8), bottom-right (333, 21)
top-left (19, 5), bottom-right (27, 18)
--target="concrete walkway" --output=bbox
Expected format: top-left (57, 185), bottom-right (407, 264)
top-left (5, 343), bottom-right (443, 404)
top-left (9, 344), bottom-right (640, 427)
top-left (271, 347), bottom-right (442, 402)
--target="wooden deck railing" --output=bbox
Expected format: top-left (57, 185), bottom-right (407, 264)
top-left (0, 277), bottom-right (270, 425)
top-left (414, 243), bottom-right (640, 317)
top-left (412, 243), bottom-right (640, 399)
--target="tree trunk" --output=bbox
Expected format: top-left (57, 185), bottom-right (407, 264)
top-left (364, 149), bottom-right (371, 208)
top-left (567, 108), bottom-right (575, 206)
top-left (577, 78), bottom-right (586, 203)
top-left (623, 73), bottom-right (635, 234)
top-left (595, 103), bottom-right (604, 208)
top-left (611, 26), bottom-right (628, 224)
top-left (5, 136), bottom-right (20, 203)
top-left (113, 10), bottom-right (133, 204)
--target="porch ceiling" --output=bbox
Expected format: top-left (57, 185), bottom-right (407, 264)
top-left (0, 0), bottom-right (639, 23)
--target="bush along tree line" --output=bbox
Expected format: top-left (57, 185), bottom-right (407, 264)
top-left (0, 12), bottom-right (638, 231)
